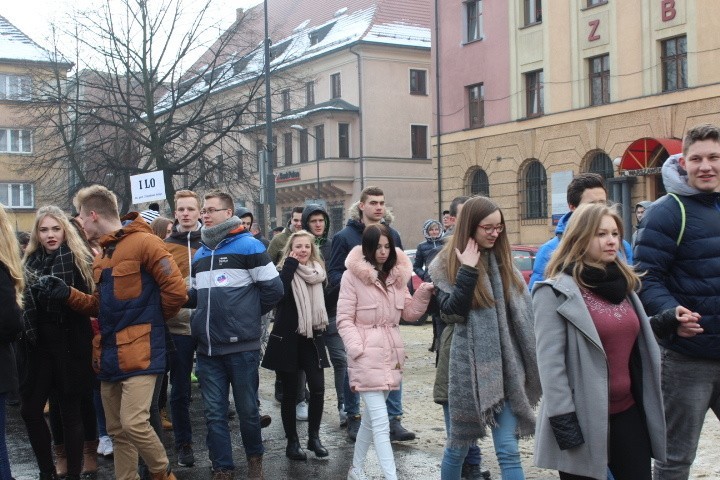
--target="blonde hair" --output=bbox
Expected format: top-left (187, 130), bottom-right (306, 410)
top-left (24, 206), bottom-right (95, 293)
top-left (441, 196), bottom-right (525, 308)
top-left (545, 203), bottom-right (640, 292)
top-left (278, 230), bottom-right (324, 270)
top-left (73, 184), bottom-right (119, 219)
top-left (0, 204), bottom-right (25, 307)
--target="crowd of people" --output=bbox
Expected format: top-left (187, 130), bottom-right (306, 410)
top-left (0, 123), bottom-right (718, 480)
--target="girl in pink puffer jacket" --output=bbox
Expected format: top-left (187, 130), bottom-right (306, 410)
top-left (338, 224), bottom-right (433, 480)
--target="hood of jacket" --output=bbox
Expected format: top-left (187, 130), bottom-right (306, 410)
top-left (302, 203), bottom-right (330, 241)
top-left (344, 245), bottom-right (412, 287)
top-left (99, 212), bottom-right (152, 250)
top-left (662, 153), bottom-right (703, 196)
top-left (422, 219), bottom-right (443, 242)
top-left (234, 207), bottom-right (254, 225)
top-left (347, 200), bottom-right (395, 226)
top-left (167, 225), bottom-right (202, 245)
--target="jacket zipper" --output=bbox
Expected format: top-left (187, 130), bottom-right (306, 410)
top-left (205, 250), bottom-right (214, 356)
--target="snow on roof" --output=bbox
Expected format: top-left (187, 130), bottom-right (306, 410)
top-left (363, 22), bottom-right (430, 48)
top-left (0, 15), bottom-right (59, 64)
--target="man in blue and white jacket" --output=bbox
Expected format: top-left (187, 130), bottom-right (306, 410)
top-left (189, 190), bottom-right (283, 480)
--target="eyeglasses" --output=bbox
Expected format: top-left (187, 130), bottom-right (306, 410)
top-left (478, 223), bottom-right (504, 235)
top-left (200, 207), bottom-right (230, 215)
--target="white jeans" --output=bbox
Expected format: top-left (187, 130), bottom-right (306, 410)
top-left (352, 390), bottom-right (396, 480)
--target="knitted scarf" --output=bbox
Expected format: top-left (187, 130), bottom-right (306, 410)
top-left (201, 216), bottom-right (242, 249)
top-left (567, 262), bottom-right (628, 304)
top-left (434, 250), bottom-right (542, 448)
top-left (292, 261), bottom-right (328, 338)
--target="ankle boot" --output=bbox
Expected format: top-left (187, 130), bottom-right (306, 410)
top-left (285, 436), bottom-right (307, 461)
top-left (54, 444), bottom-right (67, 478)
top-left (307, 433), bottom-right (328, 457)
top-left (81, 440), bottom-right (98, 478)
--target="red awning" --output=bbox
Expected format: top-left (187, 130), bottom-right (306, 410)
top-left (619, 137), bottom-right (682, 170)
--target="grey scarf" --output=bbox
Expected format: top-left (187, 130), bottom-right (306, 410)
top-left (435, 251), bottom-right (541, 448)
top-left (201, 216), bottom-right (242, 249)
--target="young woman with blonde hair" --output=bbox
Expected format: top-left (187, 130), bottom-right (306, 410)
top-left (262, 230), bottom-right (331, 461)
top-left (430, 196), bottom-right (541, 480)
top-left (0, 204), bottom-right (24, 480)
top-left (532, 203), bottom-right (694, 480)
top-left (20, 206), bottom-right (95, 480)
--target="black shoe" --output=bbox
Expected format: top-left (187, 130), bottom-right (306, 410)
top-left (307, 435), bottom-right (328, 458)
top-left (461, 463), bottom-right (491, 480)
top-left (389, 417), bottom-right (416, 441)
top-left (260, 414), bottom-right (272, 428)
top-left (346, 415), bottom-right (361, 442)
top-left (227, 409), bottom-right (235, 420)
top-left (285, 437), bottom-right (307, 461)
top-left (177, 443), bottom-right (195, 467)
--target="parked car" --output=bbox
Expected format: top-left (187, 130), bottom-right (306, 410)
top-left (511, 245), bottom-right (538, 284)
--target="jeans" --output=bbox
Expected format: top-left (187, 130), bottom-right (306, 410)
top-left (324, 316), bottom-right (347, 410)
top-left (0, 393), bottom-right (12, 480)
top-left (345, 380), bottom-right (403, 419)
top-left (94, 387), bottom-right (108, 437)
top-left (197, 351), bottom-right (263, 471)
top-left (442, 403), bottom-right (481, 466)
top-left (441, 401), bottom-right (524, 480)
top-left (353, 391), bottom-right (396, 480)
top-left (168, 334), bottom-right (195, 448)
top-left (654, 348), bottom-right (720, 480)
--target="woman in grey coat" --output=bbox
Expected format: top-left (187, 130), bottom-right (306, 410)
top-left (532, 203), bottom-right (698, 480)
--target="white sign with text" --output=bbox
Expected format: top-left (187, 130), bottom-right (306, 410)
top-left (130, 170), bottom-right (166, 204)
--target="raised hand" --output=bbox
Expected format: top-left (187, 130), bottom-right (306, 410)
top-left (455, 238), bottom-right (481, 267)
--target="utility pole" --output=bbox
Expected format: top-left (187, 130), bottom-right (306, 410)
top-left (263, 0), bottom-right (276, 229)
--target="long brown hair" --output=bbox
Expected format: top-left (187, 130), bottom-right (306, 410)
top-left (441, 196), bottom-right (524, 308)
top-left (545, 203), bottom-right (640, 292)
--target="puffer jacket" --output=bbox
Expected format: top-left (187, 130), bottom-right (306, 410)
top-left (164, 226), bottom-right (202, 336)
top-left (337, 246), bottom-right (432, 392)
top-left (413, 219), bottom-right (444, 281)
top-left (634, 154), bottom-right (720, 359)
top-left (66, 213), bottom-right (187, 382)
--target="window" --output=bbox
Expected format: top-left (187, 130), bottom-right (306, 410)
top-left (521, 160), bottom-right (547, 219)
top-left (589, 54), bottom-right (610, 105)
top-left (469, 169), bottom-right (489, 196)
top-left (525, 70), bottom-right (544, 117)
top-left (299, 130), bottom-right (308, 163)
top-left (464, 0), bottom-right (483, 42)
top-left (255, 98), bottom-right (265, 121)
top-left (329, 204), bottom-right (344, 237)
top-left (314, 125), bottom-right (325, 160)
top-left (662, 36), bottom-right (687, 92)
top-left (331, 73), bottom-right (341, 99)
top-left (282, 90), bottom-right (291, 112)
top-left (236, 150), bottom-right (245, 180)
top-left (0, 183), bottom-right (34, 208)
top-left (306, 81), bottom-right (315, 107)
top-left (410, 69), bottom-right (427, 95)
top-left (283, 133), bottom-right (293, 166)
top-left (588, 152), bottom-right (614, 179)
top-left (524, 0), bottom-right (542, 25)
top-left (0, 74), bottom-right (32, 101)
top-left (587, 0), bottom-right (607, 6)
top-left (411, 125), bottom-right (428, 159)
top-left (338, 123), bottom-right (349, 158)
top-left (0, 129), bottom-right (32, 153)
top-left (468, 83), bottom-right (484, 128)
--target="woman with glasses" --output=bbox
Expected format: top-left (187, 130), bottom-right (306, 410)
top-left (429, 196), bottom-right (541, 480)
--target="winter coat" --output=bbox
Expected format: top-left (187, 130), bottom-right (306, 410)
top-left (66, 213), bottom-right (187, 382)
top-left (337, 247), bottom-right (431, 392)
top-left (528, 211), bottom-right (633, 291)
top-left (532, 273), bottom-right (666, 479)
top-left (164, 227), bottom-right (202, 336)
top-left (413, 220), bottom-right (444, 281)
top-left (191, 225), bottom-right (284, 357)
top-left (0, 264), bottom-right (22, 395)
top-left (301, 203), bottom-right (337, 316)
top-left (261, 257), bottom-right (330, 372)
top-left (634, 154), bottom-right (720, 359)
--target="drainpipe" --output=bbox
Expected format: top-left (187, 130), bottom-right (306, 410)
top-left (350, 46), bottom-right (365, 190)
top-left (434, 0), bottom-right (443, 219)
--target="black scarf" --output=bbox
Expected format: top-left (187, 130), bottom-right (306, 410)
top-left (565, 262), bottom-right (628, 304)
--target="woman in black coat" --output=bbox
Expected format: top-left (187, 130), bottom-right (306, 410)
top-left (262, 230), bottom-right (330, 461)
top-left (20, 206), bottom-right (95, 480)
top-left (0, 204), bottom-right (24, 480)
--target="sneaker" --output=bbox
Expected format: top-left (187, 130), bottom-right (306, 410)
top-left (190, 372), bottom-right (198, 383)
top-left (389, 417), bottom-right (416, 441)
top-left (97, 435), bottom-right (113, 457)
top-left (346, 415), bottom-right (361, 442)
top-left (259, 414), bottom-right (272, 429)
top-left (177, 443), bottom-right (195, 467)
top-left (295, 400), bottom-right (308, 421)
top-left (211, 468), bottom-right (235, 480)
top-left (161, 408), bottom-right (173, 430)
top-left (461, 463), bottom-right (492, 480)
top-left (338, 405), bottom-right (348, 427)
top-left (347, 466), bottom-right (369, 480)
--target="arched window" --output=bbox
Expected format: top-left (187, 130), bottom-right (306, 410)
top-left (522, 160), bottom-right (547, 219)
top-left (588, 151), bottom-right (614, 179)
top-left (468, 168), bottom-right (489, 196)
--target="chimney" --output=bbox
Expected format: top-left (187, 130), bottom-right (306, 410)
top-left (236, 8), bottom-right (245, 22)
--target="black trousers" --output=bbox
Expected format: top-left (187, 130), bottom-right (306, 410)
top-left (559, 403), bottom-right (652, 480)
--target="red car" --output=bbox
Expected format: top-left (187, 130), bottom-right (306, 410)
top-left (511, 245), bottom-right (539, 284)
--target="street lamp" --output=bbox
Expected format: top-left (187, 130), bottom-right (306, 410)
top-left (290, 124), bottom-right (321, 201)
